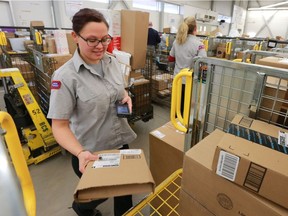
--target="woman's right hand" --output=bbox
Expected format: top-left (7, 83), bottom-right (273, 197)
top-left (78, 151), bottom-right (99, 173)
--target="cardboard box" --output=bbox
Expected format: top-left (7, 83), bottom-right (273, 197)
top-left (151, 73), bottom-right (173, 91)
top-left (258, 56), bottom-right (288, 69)
top-left (74, 149), bottom-right (154, 202)
top-left (30, 21), bottom-right (44, 28)
top-left (212, 132), bottom-right (288, 208)
top-left (182, 129), bottom-right (288, 216)
top-left (46, 36), bottom-right (57, 54)
top-left (149, 121), bottom-right (185, 185)
top-left (42, 54), bottom-right (72, 75)
top-left (216, 47), bottom-right (226, 58)
top-left (121, 10), bottom-right (149, 69)
top-left (66, 33), bottom-right (77, 54)
top-left (163, 27), bottom-right (171, 34)
top-left (228, 114), bottom-right (288, 154)
top-left (179, 189), bottom-right (215, 216)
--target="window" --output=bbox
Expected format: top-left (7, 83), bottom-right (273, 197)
top-left (133, 0), bottom-right (159, 11)
top-left (164, 2), bottom-right (180, 14)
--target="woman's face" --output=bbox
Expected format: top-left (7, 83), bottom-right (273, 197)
top-left (73, 21), bottom-right (109, 64)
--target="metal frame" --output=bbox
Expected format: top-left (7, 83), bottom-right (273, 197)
top-left (187, 57), bottom-right (288, 148)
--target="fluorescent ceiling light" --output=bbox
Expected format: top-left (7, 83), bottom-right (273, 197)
top-left (248, 7), bottom-right (288, 11)
top-left (261, 1), bottom-right (288, 9)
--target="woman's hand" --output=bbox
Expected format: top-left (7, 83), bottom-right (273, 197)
top-left (78, 151), bottom-right (99, 173)
top-left (121, 91), bottom-right (132, 113)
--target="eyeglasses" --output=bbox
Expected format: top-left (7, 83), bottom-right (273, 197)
top-left (78, 34), bottom-right (112, 47)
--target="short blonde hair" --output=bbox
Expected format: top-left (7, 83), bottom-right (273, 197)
top-left (176, 16), bottom-right (196, 45)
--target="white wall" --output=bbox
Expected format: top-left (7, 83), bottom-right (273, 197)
top-left (244, 10), bottom-right (288, 38)
top-left (0, 1), bottom-right (13, 26)
top-left (10, 1), bottom-right (54, 27)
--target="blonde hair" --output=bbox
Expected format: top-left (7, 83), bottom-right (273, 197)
top-left (176, 16), bottom-right (196, 45)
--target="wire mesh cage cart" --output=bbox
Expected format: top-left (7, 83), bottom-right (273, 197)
top-left (124, 169), bottom-right (182, 216)
top-left (188, 57), bottom-right (288, 147)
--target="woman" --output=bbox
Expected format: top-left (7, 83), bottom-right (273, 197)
top-left (47, 8), bottom-right (136, 216)
top-left (168, 16), bottom-right (207, 114)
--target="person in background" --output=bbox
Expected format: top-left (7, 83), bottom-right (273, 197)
top-left (168, 16), bottom-right (207, 115)
top-left (147, 21), bottom-right (161, 48)
top-left (47, 8), bottom-right (136, 216)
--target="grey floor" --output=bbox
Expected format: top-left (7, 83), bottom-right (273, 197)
top-left (27, 103), bottom-right (171, 216)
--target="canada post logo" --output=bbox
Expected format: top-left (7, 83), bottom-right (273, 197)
top-left (51, 80), bottom-right (61, 90)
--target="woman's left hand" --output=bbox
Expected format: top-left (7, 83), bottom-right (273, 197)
top-left (121, 91), bottom-right (132, 113)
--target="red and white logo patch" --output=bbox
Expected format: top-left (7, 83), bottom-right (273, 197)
top-left (51, 80), bottom-right (61, 90)
top-left (198, 45), bottom-right (205, 50)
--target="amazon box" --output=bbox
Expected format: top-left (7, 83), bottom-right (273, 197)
top-left (179, 189), bottom-right (215, 216)
top-left (228, 114), bottom-right (288, 154)
top-left (74, 149), bottom-right (155, 202)
top-left (212, 132), bottom-right (288, 209)
top-left (182, 129), bottom-right (288, 216)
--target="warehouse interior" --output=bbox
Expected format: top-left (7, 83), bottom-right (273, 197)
top-left (0, 0), bottom-right (288, 216)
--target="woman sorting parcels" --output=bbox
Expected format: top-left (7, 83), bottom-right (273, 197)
top-left (168, 16), bottom-right (207, 115)
top-left (47, 8), bottom-right (137, 216)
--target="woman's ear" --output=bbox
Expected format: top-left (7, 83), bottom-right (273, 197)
top-left (71, 31), bottom-right (78, 43)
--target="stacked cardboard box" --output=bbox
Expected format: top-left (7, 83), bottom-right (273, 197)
top-left (179, 129), bottom-right (288, 215)
top-left (179, 113), bottom-right (288, 215)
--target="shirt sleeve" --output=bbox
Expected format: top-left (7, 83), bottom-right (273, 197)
top-left (47, 72), bottom-right (75, 120)
top-left (197, 43), bottom-right (207, 57)
top-left (169, 42), bottom-right (175, 57)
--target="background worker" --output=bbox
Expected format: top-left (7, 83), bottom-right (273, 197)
top-left (47, 8), bottom-right (136, 216)
top-left (168, 16), bottom-right (207, 115)
top-left (147, 21), bottom-right (161, 48)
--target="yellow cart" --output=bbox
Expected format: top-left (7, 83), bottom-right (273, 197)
top-left (124, 169), bottom-right (183, 216)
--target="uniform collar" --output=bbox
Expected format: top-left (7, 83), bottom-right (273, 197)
top-left (72, 49), bottom-right (112, 73)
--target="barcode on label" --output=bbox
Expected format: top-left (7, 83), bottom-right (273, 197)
top-left (216, 151), bottom-right (239, 181)
top-left (244, 163), bottom-right (266, 192)
top-left (123, 155), bottom-right (141, 159)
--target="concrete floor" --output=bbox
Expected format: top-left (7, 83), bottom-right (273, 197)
top-left (28, 103), bottom-right (171, 216)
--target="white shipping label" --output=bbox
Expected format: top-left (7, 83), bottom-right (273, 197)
top-left (92, 153), bottom-right (120, 168)
top-left (278, 131), bottom-right (288, 147)
top-left (151, 130), bottom-right (165, 139)
top-left (216, 150), bottom-right (240, 181)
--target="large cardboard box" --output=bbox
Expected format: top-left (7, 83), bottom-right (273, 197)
top-left (121, 10), bottom-right (149, 69)
top-left (66, 33), bottom-right (77, 54)
top-left (179, 189), bottom-right (215, 216)
top-left (74, 149), bottom-right (154, 202)
top-left (182, 129), bottom-right (288, 216)
top-left (149, 121), bottom-right (185, 186)
top-left (212, 132), bottom-right (288, 208)
top-left (258, 56), bottom-right (288, 69)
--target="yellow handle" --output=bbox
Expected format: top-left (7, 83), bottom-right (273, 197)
top-left (0, 31), bottom-right (7, 46)
top-left (0, 112), bottom-right (36, 216)
top-left (203, 39), bottom-right (208, 51)
top-left (171, 68), bottom-right (193, 133)
top-left (165, 36), bottom-right (169, 47)
top-left (35, 31), bottom-right (42, 45)
top-left (253, 43), bottom-right (259, 51)
top-left (259, 42), bottom-right (263, 51)
top-left (225, 41), bottom-right (232, 55)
